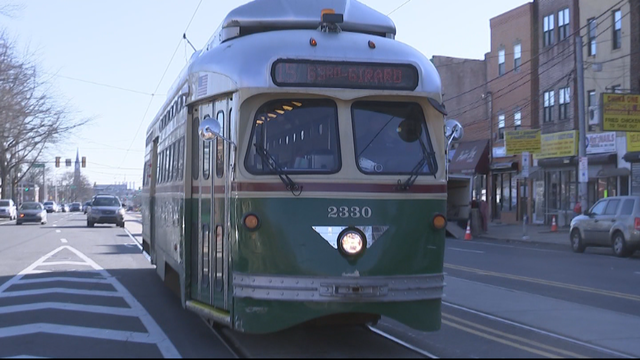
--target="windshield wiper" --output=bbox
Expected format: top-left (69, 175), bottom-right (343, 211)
top-left (254, 144), bottom-right (302, 196)
top-left (396, 138), bottom-right (437, 191)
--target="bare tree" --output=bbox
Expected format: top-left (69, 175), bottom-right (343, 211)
top-left (54, 170), bottom-right (93, 203)
top-left (0, 32), bottom-right (91, 201)
top-left (0, 2), bottom-right (24, 18)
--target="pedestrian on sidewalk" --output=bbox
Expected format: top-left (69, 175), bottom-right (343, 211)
top-left (479, 199), bottom-right (488, 233)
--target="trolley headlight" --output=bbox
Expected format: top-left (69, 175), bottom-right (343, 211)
top-left (433, 214), bottom-right (447, 230)
top-left (338, 228), bottom-right (366, 257)
top-left (243, 213), bottom-right (260, 231)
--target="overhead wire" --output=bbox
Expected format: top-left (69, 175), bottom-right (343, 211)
top-left (442, 0), bottom-right (625, 104)
top-left (118, 0), bottom-right (204, 169)
top-left (445, 5), bottom-right (630, 128)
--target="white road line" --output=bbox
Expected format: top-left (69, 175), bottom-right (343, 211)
top-left (55, 230), bottom-right (61, 233)
top-left (0, 302), bottom-right (137, 316)
top-left (448, 238), bottom-right (561, 253)
top-left (0, 323), bottom-right (163, 344)
top-left (124, 227), bottom-right (152, 263)
top-left (38, 261), bottom-right (91, 267)
top-left (60, 239), bottom-right (68, 243)
top-left (0, 245), bottom-right (181, 358)
top-left (17, 277), bottom-right (109, 285)
top-left (442, 301), bottom-right (634, 358)
top-left (0, 288), bottom-right (121, 298)
top-left (447, 247), bottom-right (485, 254)
top-left (52, 224), bottom-right (57, 227)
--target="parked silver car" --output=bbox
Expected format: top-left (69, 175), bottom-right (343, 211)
top-left (569, 195), bottom-right (640, 257)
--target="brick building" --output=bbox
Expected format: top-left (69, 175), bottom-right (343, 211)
top-left (432, 56), bottom-right (491, 202)
top-left (486, 2), bottom-right (539, 224)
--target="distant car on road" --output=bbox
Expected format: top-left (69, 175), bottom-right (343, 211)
top-left (570, 195), bottom-right (640, 257)
top-left (83, 201), bottom-right (91, 214)
top-left (0, 199), bottom-right (17, 220)
top-left (43, 201), bottom-right (58, 213)
top-left (16, 202), bottom-right (47, 225)
top-left (59, 204), bottom-right (69, 213)
top-left (69, 202), bottom-right (82, 212)
top-left (87, 195), bottom-right (125, 228)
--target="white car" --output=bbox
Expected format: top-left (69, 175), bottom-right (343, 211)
top-left (43, 201), bottom-right (58, 213)
top-left (0, 199), bottom-right (17, 220)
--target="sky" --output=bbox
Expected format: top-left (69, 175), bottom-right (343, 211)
top-left (1, 0), bottom-right (529, 188)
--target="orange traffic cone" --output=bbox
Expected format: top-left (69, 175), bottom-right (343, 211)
top-left (464, 220), bottom-right (472, 241)
top-left (551, 215), bottom-right (557, 232)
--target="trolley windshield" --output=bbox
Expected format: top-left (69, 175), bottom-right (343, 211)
top-left (245, 99), bottom-right (341, 174)
top-left (352, 101), bottom-right (437, 175)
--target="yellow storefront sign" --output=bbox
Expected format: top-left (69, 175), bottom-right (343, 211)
top-left (505, 129), bottom-right (541, 155)
top-left (627, 132), bottom-right (640, 152)
top-left (533, 130), bottom-right (577, 160)
top-left (602, 93), bottom-right (640, 132)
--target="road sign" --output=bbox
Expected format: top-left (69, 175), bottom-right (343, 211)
top-left (521, 151), bottom-right (530, 178)
top-left (33, 163), bottom-right (45, 168)
top-left (579, 156), bottom-right (588, 183)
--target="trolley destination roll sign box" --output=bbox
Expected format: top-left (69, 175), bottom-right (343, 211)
top-left (271, 59), bottom-right (419, 90)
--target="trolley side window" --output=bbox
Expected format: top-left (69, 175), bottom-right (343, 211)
top-left (352, 101), bottom-right (437, 175)
top-left (245, 99), bottom-right (341, 174)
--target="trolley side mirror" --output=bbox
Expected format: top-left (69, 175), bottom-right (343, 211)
top-left (198, 118), bottom-right (236, 148)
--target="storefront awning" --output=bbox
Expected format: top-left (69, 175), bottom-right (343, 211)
top-left (597, 167), bottom-right (630, 177)
top-left (623, 151), bottom-right (640, 163)
top-left (538, 153), bottom-right (616, 168)
top-left (490, 161), bottom-right (519, 172)
top-left (448, 139), bottom-right (490, 175)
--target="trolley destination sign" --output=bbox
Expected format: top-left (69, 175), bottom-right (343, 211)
top-left (602, 93), bottom-right (640, 132)
top-left (271, 59), bottom-right (419, 90)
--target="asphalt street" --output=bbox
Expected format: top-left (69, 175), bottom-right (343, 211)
top-left (1, 213), bottom-right (639, 358)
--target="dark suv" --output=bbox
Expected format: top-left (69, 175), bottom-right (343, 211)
top-left (87, 195), bottom-right (125, 228)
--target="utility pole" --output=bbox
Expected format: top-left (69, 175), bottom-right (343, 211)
top-left (576, 35), bottom-right (588, 211)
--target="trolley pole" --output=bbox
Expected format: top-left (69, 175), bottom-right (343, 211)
top-left (576, 35), bottom-right (588, 212)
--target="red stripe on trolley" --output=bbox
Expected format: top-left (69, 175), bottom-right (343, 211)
top-left (192, 183), bottom-right (446, 194)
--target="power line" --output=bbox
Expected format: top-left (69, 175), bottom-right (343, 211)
top-left (119, 0), bottom-right (204, 169)
top-left (443, 0), bottom-right (625, 103)
top-left (446, 6), bottom-right (630, 122)
top-left (387, 0), bottom-right (411, 16)
top-left (52, 74), bottom-right (161, 96)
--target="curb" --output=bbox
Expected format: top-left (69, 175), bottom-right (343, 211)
top-left (471, 234), bottom-right (569, 246)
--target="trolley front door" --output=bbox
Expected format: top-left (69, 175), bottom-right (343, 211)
top-left (191, 102), bottom-right (214, 305)
top-left (211, 98), bottom-right (230, 310)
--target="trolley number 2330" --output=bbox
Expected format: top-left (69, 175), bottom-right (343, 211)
top-left (327, 206), bottom-right (372, 218)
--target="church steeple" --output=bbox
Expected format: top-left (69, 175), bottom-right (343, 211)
top-left (74, 149), bottom-right (81, 182)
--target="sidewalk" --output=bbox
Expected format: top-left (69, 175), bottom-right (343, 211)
top-left (474, 222), bottom-right (570, 246)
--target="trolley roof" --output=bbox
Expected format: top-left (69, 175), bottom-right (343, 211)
top-left (204, 0), bottom-right (396, 49)
top-left (148, 0), bottom-right (444, 136)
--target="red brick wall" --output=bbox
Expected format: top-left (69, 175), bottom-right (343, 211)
top-left (536, 0), bottom-right (580, 134)
top-left (487, 2), bottom-right (538, 149)
top-left (432, 56), bottom-right (489, 142)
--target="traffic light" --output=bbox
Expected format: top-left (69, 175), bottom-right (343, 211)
top-left (55, 157), bottom-right (61, 168)
top-left (65, 158), bottom-right (71, 167)
top-left (82, 156), bottom-right (86, 168)
top-left (24, 187), bottom-right (29, 192)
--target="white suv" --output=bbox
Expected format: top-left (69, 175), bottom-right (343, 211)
top-left (43, 201), bottom-right (58, 213)
top-left (0, 199), bottom-right (17, 220)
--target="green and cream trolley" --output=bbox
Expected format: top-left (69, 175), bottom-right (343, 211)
top-left (141, 0), bottom-right (460, 334)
